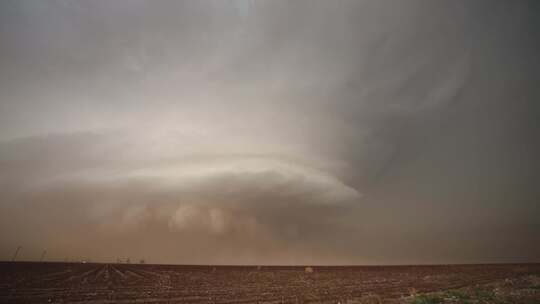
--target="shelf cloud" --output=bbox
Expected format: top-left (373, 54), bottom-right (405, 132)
top-left (0, 0), bottom-right (539, 264)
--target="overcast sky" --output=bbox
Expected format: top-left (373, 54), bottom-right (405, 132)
top-left (1, 0), bottom-right (539, 265)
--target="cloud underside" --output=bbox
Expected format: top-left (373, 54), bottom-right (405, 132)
top-left (0, 135), bottom-right (361, 263)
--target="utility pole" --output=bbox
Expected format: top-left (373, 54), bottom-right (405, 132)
top-left (40, 250), bottom-right (47, 262)
top-left (11, 246), bottom-right (22, 262)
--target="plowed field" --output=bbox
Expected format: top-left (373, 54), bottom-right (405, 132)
top-left (1, 262), bottom-right (539, 303)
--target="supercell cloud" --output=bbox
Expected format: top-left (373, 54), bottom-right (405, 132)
top-left (0, 0), bottom-right (539, 264)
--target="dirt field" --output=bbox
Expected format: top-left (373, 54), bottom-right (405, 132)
top-left (0, 262), bottom-right (539, 303)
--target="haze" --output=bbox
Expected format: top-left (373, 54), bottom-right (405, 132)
top-left (1, 0), bottom-right (539, 265)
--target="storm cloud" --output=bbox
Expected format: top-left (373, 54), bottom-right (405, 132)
top-left (0, 0), bottom-right (539, 264)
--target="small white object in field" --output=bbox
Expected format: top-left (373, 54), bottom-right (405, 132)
top-left (304, 266), bottom-right (314, 273)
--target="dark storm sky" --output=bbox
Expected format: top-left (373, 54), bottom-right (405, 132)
top-left (0, 0), bottom-right (539, 264)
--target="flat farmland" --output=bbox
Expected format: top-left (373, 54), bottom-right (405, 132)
top-left (1, 262), bottom-right (539, 303)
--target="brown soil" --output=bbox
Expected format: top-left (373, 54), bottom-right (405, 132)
top-left (0, 262), bottom-right (538, 303)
